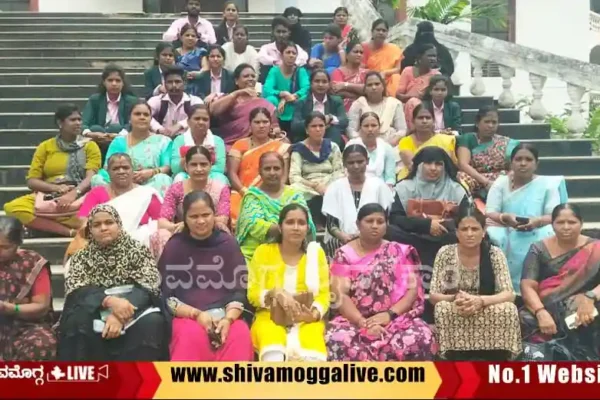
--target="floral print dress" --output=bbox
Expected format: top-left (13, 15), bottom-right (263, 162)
top-left (326, 241), bottom-right (437, 361)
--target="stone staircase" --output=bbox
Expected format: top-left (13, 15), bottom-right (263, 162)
top-left (1, 12), bottom-right (600, 313)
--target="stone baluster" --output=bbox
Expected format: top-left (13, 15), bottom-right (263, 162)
top-left (470, 56), bottom-right (486, 96)
top-left (448, 49), bottom-right (461, 86)
top-left (566, 84), bottom-right (587, 135)
top-left (497, 65), bottom-right (516, 108)
top-left (528, 73), bottom-right (548, 121)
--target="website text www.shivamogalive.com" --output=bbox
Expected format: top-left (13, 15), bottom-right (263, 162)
top-left (171, 364), bottom-right (426, 385)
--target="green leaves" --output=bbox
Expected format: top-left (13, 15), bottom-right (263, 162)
top-left (398, 0), bottom-right (507, 28)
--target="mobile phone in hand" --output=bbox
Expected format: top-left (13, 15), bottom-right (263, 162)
top-left (515, 217), bottom-right (530, 225)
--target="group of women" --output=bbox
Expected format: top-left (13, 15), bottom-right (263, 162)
top-left (2, 5), bottom-right (598, 363)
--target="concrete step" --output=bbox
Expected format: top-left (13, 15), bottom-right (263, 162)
top-left (454, 96), bottom-right (494, 110)
top-left (0, 146), bottom-right (37, 165)
top-left (462, 108), bottom-right (519, 124)
top-left (0, 66), bottom-right (146, 73)
top-left (0, 85), bottom-right (141, 99)
top-left (21, 237), bottom-right (73, 266)
top-left (0, 129), bottom-right (58, 146)
top-left (0, 22), bottom-right (328, 32)
top-left (536, 156), bottom-right (600, 176)
top-left (0, 99), bottom-right (88, 113)
top-left (520, 139), bottom-right (592, 157)
top-left (0, 32), bottom-right (164, 41)
top-left (0, 186), bottom-right (29, 206)
top-left (0, 73), bottom-right (144, 86)
top-left (460, 123), bottom-right (551, 139)
top-left (0, 57), bottom-right (152, 68)
top-left (0, 34), bottom-right (317, 48)
top-left (8, 48), bottom-right (157, 57)
top-left (565, 176), bottom-right (600, 198)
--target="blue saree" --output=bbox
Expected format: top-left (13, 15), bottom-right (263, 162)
top-left (486, 175), bottom-right (568, 293)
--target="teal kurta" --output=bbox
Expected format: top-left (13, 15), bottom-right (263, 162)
top-left (263, 66), bottom-right (310, 121)
top-left (170, 132), bottom-right (229, 185)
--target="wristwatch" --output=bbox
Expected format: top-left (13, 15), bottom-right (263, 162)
top-left (584, 291), bottom-right (598, 301)
top-left (386, 309), bottom-right (398, 320)
top-left (75, 188), bottom-right (82, 198)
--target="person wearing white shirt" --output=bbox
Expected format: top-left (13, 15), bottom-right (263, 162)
top-left (222, 26), bottom-right (259, 74)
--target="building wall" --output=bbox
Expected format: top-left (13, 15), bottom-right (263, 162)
top-left (247, 0), bottom-right (341, 13)
top-left (0, 0), bottom-right (28, 11)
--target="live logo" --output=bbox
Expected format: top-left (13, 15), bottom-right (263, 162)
top-left (66, 366), bottom-right (96, 381)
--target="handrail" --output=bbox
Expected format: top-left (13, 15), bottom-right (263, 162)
top-left (345, 0), bottom-right (600, 91)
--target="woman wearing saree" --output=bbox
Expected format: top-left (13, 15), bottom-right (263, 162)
top-left (386, 147), bottom-right (468, 272)
top-left (333, 7), bottom-right (353, 42)
top-left (457, 106), bottom-right (519, 199)
top-left (176, 24), bottom-right (207, 95)
top-left (228, 107), bottom-right (290, 226)
top-left (430, 206), bottom-right (521, 360)
top-left (331, 41), bottom-right (367, 112)
top-left (347, 71), bottom-right (407, 146)
top-left (152, 146), bottom-right (230, 259)
top-left (0, 216), bottom-right (56, 361)
top-left (361, 19), bottom-right (403, 97)
top-left (64, 153), bottom-right (163, 263)
top-left (322, 145), bottom-right (394, 259)
top-left (521, 204), bottom-right (600, 360)
top-left (211, 63), bottom-right (281, 146)
top-left (327, 203), bottom-right (436, 361)
top-left (397, 104), bottom-right (457, 180)
top-left (57, 204), bottom-right (170, 361)
top-left (159, 191), bottom-right (253, 361)
top-left (248, 204), bottom-right (329, 361)
top-left (237, 151), bottom-right (315, 262)
top-left (396, 44), bottom-right (440, 131)
top-left (91, 102), bottom-right (173, 197)
top-left (290, 112), bottom-right (344, 227)
top-left (346, 112), bottom-right (397, 187)
top-left (486, 143), bottom-right (568, 294)
top-left (170, 105), bottom-right (228, 184)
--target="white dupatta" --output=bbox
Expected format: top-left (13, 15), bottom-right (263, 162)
top-left (286, 241), bottom-right (324, 361)
top-left (107, 185), bottom-right (161, 247)
top-left (182, 128), bottom-right (216, 148)
top-left (322, 177), bottom-right (394, 243)
top-left (346, 137), bottom-right (387, 181)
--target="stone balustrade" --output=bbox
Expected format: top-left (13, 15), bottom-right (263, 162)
top-left (591, 10), bottom-right (600, 34)
top-left (345, 0), bottom-right (600, 134)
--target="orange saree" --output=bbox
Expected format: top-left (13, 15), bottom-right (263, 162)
top-left (362, 42), bottom-right (403, 97)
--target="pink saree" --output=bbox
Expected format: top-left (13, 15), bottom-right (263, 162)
top-left (217, 97), bottom-right (278, 146)
top-left (326, 241), bottom-right (436, 361)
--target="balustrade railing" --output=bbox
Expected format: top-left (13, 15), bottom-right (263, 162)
top-left (345, 0), bottom-right (600, 134)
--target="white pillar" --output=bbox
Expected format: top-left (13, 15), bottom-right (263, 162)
top-left (529, 73), bottom-right (548, 121)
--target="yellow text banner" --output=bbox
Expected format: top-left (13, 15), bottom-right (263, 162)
top-left (153, 362), bottom-right (441, 399)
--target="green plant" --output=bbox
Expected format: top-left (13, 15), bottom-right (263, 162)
top-left (584, 103), bottom-right (600, 153)
top-left (397, 0), bottom-right (508, 28)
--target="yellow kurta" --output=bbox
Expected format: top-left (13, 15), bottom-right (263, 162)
top-left (247, 243), bottom-right (330, 361)
top-left (3, 137), bottom-right (101, 224)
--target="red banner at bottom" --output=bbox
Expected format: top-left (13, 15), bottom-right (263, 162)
top-left (1, 362), bottom-right (600, 399)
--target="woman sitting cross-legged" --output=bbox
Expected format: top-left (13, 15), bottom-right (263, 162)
top-left (57, 204), bottom-right (170, 361)
top-left (210, 63), bottom-right (281, 146)
top-left (395, 43), bottom-right (440, 131)
top-left (64, 153), bottom-right (163, 263)
top-left (152, 146), bottom-right (230, 259)
top-left (248, 204), bottom-right (330, 361)
top-left (521, 203), bottom-right (600, 360)
top-left (0, 216), bottom-right (56, 361)
top-left (457, 106), bottom-right (519, 200)
top-left (236, 151), bottom-right (315, 263)
top-left (397, 103), bottom-right (457, 180)
top-left (290, 112), bottom-right (344, 228)
top-left (82, 64), bottom-right (139, 162)
top-left (228, 107), bottom-right (290, 227)
top-left (346, 111), bottom-right (397, 188)
top-left (290, 69), bottom-right (348, 148)
top-left (347, 71), bottom-right (406, 147)
top-left (159, 191), bottom-right (253, 361)
top-left (322, 144), bottom-right (394, 259)
top-left (263, 41), bottom-right (310, 134)
top-left (4, 104), bottom-right (101, 238)
top-left (170, 104), bottom-right (228, 185)
top-left (327, 203), bottom-right (436, 361)
top-left (486, 143), bottom-right (568, 295)
top-left (91, 101), bottom-right (173, 197)
top-left (386, 147), bottom-right (468, 273)
top-left (430, 206), bottom-right (521, 361)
